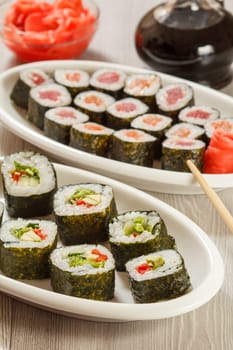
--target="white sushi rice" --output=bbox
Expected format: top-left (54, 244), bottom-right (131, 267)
top-left (20, 68), bottom-right (52, 87)
top-left (53, 183), bottom-right (114, 216)
top-left (131, 114), bottom-right (172, 131)
top-left (71, 122), bottom-right (113, 135)
top-left (1, 151), bottom-right (56, 196)
top-left (54, 69), bottom-right (90, 88)
top-left (204, 118), bottom-right (233, 138)
top-left (74, 90), bottom-right (115, 113)
top-left (113, 129), bottom-right (156, 143)
top-left (156, 83), bottom-right (193, 112)
top-left (162, 137), bottom-right (205, 150)
top-left (124, 73), bottom-right (161, 96)
top-left (165, 122), bottom-right (204, 139)
top-left (178, 106), bottom-right (220, 126)
top-left (107, 98), bottom-right (149, 119)
top-left (90, 68), bottom-right (127, 91)
top-left (0, 218), bottom-right (57, 249)
top-left (45, 107), bottom-right (89, 126)
top-left (30, 83), bottom-right (72, 107)
top-left (50, 244), bottom-right (115, 275)
top-left (125, 249), bottom-right (183, 281)
top-left (109, 211), bottom-right (162, 243)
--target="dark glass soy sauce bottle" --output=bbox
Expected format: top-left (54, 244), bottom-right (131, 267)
top-left (135, 0), bottom-right (233, 88)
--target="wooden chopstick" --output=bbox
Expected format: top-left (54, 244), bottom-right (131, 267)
top-left (186, 159), bottom-right (233, 234)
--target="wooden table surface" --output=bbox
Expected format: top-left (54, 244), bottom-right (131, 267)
top-left (1, 1), bottom-right (233, 349)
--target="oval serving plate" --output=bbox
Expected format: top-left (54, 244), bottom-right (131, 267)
top-left (0, 162), bottom-right (224, 322)
top-left (0, 60), bottom-right (233, 195)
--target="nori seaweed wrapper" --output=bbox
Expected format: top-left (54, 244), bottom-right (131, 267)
top-left (28, 97), bottom-right (50, 130)
top-left (44, 117), bottom-right (71, 145)
top-left (126, 250), bottom-right (191, 303)
top-left (10, 78), bottom-right (31, 110)
top-left (54, 184), bottom-right (118, 245)
top-left (161, 139), bottom-right (205, 172)
top-left (70, 124), bottom-right (113, 156)
top-left (109, 130), bottom-right (155, 167)
top-left (3, 189), bottom-right (57, 218)
top-left (109, 210), bottom-right (175, 271)
top-left (0, 241), bottom-right (57, 279)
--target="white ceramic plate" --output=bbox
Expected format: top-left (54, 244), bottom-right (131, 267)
top-left (0, 60), bottom-right (233, 194)
top-left (0, 162), bottom-right (224, 321)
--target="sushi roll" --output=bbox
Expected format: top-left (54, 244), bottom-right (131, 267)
top-left (109, 210), bottom-right (175, 271)
top-left (50, 244), bottom-right (115, 301)
top-left (131, 113), bottom-right (172, 159)
top-left (73, 90), bottom-right (115, 125)
top-left (90, 68), bottom-right (127, 98)
top-left (155, 83), bottom-right (194, 121)
top-left (165, 122), bottom-right (205, 140)
top-left (1, 151), bottom-right (57, 218)
top-left (54, 69), bottom-right (90, 97)
top-left (125, 249), bottom-right (191, 303)
top-left (10, 68), bottom-right (52, 109)
top-left (106, 97), bottom-right (149, 130)
top-left (109, 129), bottom-right (156, 167)
top-left (70, 122), bottom-right (114, 156)
top-left (123, 73), bottom-right (161, 110)
top-left (44, 106), bottom-right (89, 144)
top-left (53, 183), bottom-right (117, 245)
top-left (0, 218), bottom-right (57, 279)
top-left (28, 83), bottom-right (72, 130)
top-left (178, 105), bottom-right (220, 126)
top-left (161, 137), bottom-right (206, 172)
top-left (204, 118), bottom-right (233, 140)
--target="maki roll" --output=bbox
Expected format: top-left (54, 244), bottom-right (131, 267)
top-left (0, 218), bottom-right (57, 279)
top-left (28, 83), bottom-right (72, 129)
top-left (106, 97), bottom-right (149, 130)
top-left (53, 183), bottom-right (117, 245)
top-left (90, 68), bottom-right (127, 98)
top-left (161, 137), bottom-right (206, 172)
top-left (44, 106), bottom-right (89, 144)
top-left (165, 122), bottom-right (205, 140)
top-left (50, 244), bottom-right (115, 301)
top-left (73, 90), bottom-right (115, 125)
top-left (109, 129), bottom-right (156, 167)
top-left (1, 151), bottom-right (57, 218)
top-left (70, 122), bottom-right (114, 156)
top-left (178, 105), bottom-right (220, 126)
top-left (125, 249), bottom-right (191, 303)
top-left (123, 73), bottom-right (161, 110)
top-left (10, 68), bottom-right (51, 109)
top-left (109, 210), bottom-right (175, 271)
top-left (131, 113), bottom-right (172, 159)
top-left (156, 83), bottom-right (194, 122)
top-left (54, 69), bottom-right (90, 97)
top-left (204, 118), bottom-right (233, 141)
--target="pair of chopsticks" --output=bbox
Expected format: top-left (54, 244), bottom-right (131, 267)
top-left (187, 160), bottom-right (233, 233)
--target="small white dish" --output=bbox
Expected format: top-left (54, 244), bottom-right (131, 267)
top-left (0, 60), bottom-right (233, 194)
top-left (0, 162), bottom-right (224, 321)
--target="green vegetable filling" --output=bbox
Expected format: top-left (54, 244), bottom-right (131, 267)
top-left (65, 250), bottom-right (107, 268)
top-left (124, 216), bottom-right (153, 236)
top-left (136, 255), bottom-right (165, 274)
top-left (68, 188), bottom-right (102, 206)
top-left (10, 161), bottom-right (40, 184)
top-left (11, 223), bottom-right (45, 242)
